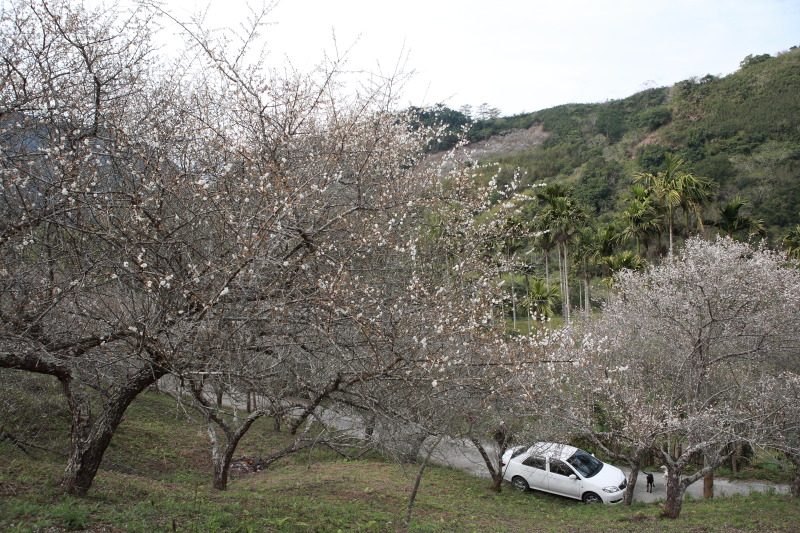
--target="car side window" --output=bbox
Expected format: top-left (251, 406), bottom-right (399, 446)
top-left (549, 459), bottom-right (574, 477)
top-left (522, 456), bottom-right (546, 470)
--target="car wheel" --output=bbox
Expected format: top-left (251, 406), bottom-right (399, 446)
top-left (582, 492), bottom-right (602, 504)
top-left (511, 476), bottom-right (529, 492)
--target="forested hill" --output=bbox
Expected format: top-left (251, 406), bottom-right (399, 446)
top-left (417, 47), bottom-right (800, 241)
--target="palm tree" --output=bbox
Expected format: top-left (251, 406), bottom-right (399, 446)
top-left (616, 186), bottom-right (661, 256)
top-left (782, 225), bottom-right (800, 261)
top-left (679, 173), bottom-right (716, 235)
top-left (713, 196), bottom-right (765, 240)
top-left (601, 251), bottom-right (646, 287)
top-left (533, 230), bottom-right (557, 286)
top-left (575, 224), bottom-right (616, 315)
top-left (535, 187), bottom-right (587, 322)
top-left (524, 277), bottom-right (560, 320)
top-left (635, 154), bottom-right (710, 258)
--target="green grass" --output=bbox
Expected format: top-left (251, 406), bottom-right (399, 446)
top-left (1, 384), bottom-right (799, 532)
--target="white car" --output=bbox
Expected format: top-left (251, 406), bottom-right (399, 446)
top-left (501, 442), bottom-right (627, 504)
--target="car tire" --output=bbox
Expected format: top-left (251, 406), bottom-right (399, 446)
top-left (582, 492), bottom-right (602, 504)
top-left (511, 476), bottom-right (529, 492)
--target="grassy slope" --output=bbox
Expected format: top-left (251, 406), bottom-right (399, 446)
top-left (1, 388), bottom-right (799, 532)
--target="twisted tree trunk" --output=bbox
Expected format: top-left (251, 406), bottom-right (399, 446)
top-left (61, 364), bottom-right (167, 495)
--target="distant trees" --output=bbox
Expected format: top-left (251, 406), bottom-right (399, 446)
top-left (739, 53), bottom-right (773, 68)
top-left (534, 185), bottom-right (587, 321)
top-left (409, 104), bottom-right (471, 152)
top-left (475, 103), bottom-right (501, 121)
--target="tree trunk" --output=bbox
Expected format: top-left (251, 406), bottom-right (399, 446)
top-left (401, 432), bottom-right (428, 463)
top-left (703, 453), bottom-right (714, 499)
top-left (364, 414), bottom-right (376, 440)
top-left (661, 468), bottom-right (685, 519)
top-left (668, 212), bottom-right (674, 259)
top-left (564, 244), bottom-right (570, 321)
top-left (511, 284), bottom-right (517, 331)
top-left (207, 410), bottom-right (264, 491)
top-left (583, 276), bottom-right (591, 316)
top-left (544, 249), bottom-right (550, 286)
top-left (470, 438), bottom-right (504, 493)
top-left (403, 436), bottom-right (442, 532)
top-left (60, 367), bottom-right (165, 496)
top-left (211, 438), bottom-right (237, 491)
top-left (623, 463), bottom-right (639, 505)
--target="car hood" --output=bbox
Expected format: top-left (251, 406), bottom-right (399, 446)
top-left (589, 463), bottom-right (626, 488)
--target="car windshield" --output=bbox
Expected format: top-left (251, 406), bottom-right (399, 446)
top-left (566, 450), bottom-right (604, 478)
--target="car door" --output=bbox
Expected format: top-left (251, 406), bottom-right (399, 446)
top-left (546, 458), bottom-right (582, 499)
top-left (518, 455), bottom-right (547, 489)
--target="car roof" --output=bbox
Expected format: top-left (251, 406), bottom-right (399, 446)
top-left (525, 442), bottom-right (578, 461)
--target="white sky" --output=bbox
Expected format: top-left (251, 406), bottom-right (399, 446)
top-left (155, 0), bottom-right (800, 116)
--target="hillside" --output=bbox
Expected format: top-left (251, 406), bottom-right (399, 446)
top-left (424, 47), bottom-right (800, 239)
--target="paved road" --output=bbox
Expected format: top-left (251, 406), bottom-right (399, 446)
top-left (423, 436), bottom-right (790, 502)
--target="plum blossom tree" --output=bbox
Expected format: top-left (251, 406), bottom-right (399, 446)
top-left (0, 0), bottom-right (189, 495)
top-left (0, 0), bottom-right (454, 495)
top-left (540, 237), bottom-right (800, 516)
top-left (757, 372), bottom-right (800, 497)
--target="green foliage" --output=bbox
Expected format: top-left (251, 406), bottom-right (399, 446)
top-left (634, 105), bottom-right (672, 131)
top-left (740, 53), bottom-right (773, 68)
top-left (467, 112), bottom-right (538, 142)
top-left (408, 104), bottom-right (471, 152)
top-left (576, 158), bottom-right (624, 214)
top-left (595, 104), bottom-right (626, 142)
top-left (636, 144), bottom-right (670, 173)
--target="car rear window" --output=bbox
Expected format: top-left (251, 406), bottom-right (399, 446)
top-left (510, 447), bottom-right (526, 459)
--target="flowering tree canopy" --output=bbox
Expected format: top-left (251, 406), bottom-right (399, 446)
top-left (543, 237), bottom-right (800, 516)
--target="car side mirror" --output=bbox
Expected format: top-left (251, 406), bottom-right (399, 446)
top-left (569, 474), bottom-right (577, 480)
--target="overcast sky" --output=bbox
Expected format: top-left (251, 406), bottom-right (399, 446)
top-left (158, 0), bottom-right (800, 116)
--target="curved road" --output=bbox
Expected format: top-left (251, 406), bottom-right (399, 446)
top-left (424, 435), bottom-right (790, 503)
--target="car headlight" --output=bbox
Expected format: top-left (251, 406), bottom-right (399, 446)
top-left (602, 486), bottom-right (619, 493)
